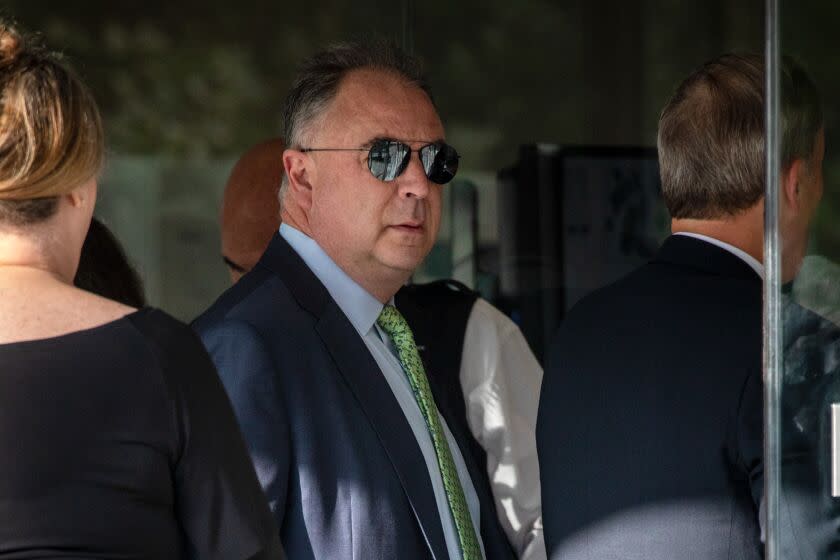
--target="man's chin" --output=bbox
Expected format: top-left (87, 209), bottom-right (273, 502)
top-left (376, 248), bottom-right (430, 276)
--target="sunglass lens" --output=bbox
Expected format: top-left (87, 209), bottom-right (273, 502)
top-left (424, 143), bottom-right (460, 184)
top-left (368, 140), bottom-right (410, 182)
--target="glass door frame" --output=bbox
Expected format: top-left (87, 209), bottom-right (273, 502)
top-left (763, 0), bottom-right (782, 556)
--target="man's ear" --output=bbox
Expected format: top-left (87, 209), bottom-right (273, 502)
top-left (283, 148), bottom-right (314, 211)
top-left (781, 158), bottom-right (804, 214)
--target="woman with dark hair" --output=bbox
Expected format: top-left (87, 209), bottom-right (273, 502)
top-left (75, 217), bottom-right (147, 307)
top-left (0, 22), bottom-right (283, 560)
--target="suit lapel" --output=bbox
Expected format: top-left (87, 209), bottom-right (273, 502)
top-left (316, 305), bottom-right (449, 560)
top-left (260, 233), bottom-right (449, 560)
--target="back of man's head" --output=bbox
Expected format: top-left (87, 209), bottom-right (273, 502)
top-left (658, 53), bottom-right (822, 220)
top-left (220, 138), bottom-right (284, 283)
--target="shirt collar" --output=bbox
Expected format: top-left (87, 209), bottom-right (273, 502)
top-left (673, 232), bottom-right (765, 279)
top-left (279, 224), bottom-right (384, 336)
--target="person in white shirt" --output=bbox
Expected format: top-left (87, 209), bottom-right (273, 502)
top-left (396, 280), bottom-right (546, 560)
top-left (461, 299), bottom-right (545, 560)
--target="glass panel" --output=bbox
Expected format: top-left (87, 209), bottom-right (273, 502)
top-left (765, 0), bottom-right (783, 556)
top-left (771, 0), bottom-right (840, 557)
top-left (4, 0), bottom-right (787, 558)
top-left (412, 1), bottom-right (763, 361)
top-left (3, 0), bottom-right (403, 321)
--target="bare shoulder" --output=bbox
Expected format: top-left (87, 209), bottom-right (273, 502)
top-left (0, 282), bottom-right (139, 344)
top-left (66, 286), bottom-right (138, 324)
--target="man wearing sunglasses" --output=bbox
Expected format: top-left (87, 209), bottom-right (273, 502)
top-left (194, 40), bottom-right (514, 560)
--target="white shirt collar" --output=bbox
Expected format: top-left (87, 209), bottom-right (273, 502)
top-left (674, 232), bottom-right (765, 279)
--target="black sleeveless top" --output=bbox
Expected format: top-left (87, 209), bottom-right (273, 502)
top-left (0, 308), bottom-right (282, 560)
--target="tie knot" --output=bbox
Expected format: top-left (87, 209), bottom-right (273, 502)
top-left (376, 304), bottom-right (408, 338)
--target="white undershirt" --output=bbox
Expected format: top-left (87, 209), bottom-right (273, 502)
top-left (460, 299), bottom-right (546, 560)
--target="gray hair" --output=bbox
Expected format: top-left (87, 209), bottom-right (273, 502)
top-left (278, 39), bottom-right (434, 206)
top-left (657, 53), bottom-right (822, 220)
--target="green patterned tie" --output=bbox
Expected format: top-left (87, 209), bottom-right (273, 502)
top-left (377, 304), bottom-right (482, 560)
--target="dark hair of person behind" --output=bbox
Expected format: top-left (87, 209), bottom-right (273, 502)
top-left (0, 21), bottom-right (104, 225)
top-left (657, 53), bottom-right (822, 220)
top-left (74, 218), bottom-right (146, 308)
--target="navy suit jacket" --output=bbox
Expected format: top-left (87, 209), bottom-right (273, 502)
top-left (193, 233), bottom-right (514, 560)
top-left (537, 235), bottom-right (764, 560)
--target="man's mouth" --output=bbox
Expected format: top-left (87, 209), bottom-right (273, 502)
top-left (389, 221), bottom-right (425, 233)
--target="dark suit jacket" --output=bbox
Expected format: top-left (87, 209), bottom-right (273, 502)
top-left (193, 233), bottom-right (514, 560)
top-left (537, 235), bottom-right (763, 560)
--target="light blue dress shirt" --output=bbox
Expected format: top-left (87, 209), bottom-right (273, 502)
top-left (280, 223), bottom-right (485, 560)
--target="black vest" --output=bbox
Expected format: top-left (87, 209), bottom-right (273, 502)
top-left (395, 279), bottom-right (516, 558)
top-left (395, 279), bottom-right (487, 490)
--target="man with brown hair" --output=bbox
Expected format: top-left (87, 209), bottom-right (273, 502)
top-left (537, 54), bottom-right (824, 559)
top-left (217, 135), bottom-right (547, 558)
top-left (195, 40), bottom-right (515, 560)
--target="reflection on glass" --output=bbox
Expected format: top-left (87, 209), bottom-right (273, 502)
top-left (772, 6), bottom-right (840, 554)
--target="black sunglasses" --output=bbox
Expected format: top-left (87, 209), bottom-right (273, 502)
top-left (301, 139), bottom-right (460, 184)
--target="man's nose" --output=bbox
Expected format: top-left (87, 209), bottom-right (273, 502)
top-left (396, 152), bottom-right (430, 199)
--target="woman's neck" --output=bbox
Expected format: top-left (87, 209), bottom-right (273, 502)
top-left (0, 230), bottom-right (72, 283)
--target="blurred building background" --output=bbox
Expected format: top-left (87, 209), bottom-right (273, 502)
top-left (15, 0), bottom-right (840, 361)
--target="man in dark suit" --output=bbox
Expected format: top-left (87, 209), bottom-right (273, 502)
top-left (194, 41), bottom-right (513, 560)
top-left (537, 54), bottom-right (824, 559)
